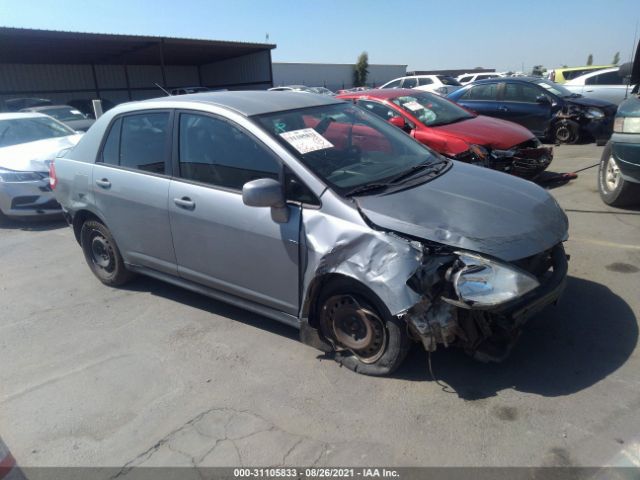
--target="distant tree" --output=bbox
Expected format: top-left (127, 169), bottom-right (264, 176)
top-left (353, 52), bottom-right (369, 87)
top-left (587, 54), bottom-right (593, 65)
top-left (562, 64), bottom-right (568, 68)
top-left (612, 51), bottom-right (620, 65)
top-left (531, 65), bottom-right (546, 77)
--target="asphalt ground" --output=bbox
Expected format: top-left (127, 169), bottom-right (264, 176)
top-left (0, 144), bottom-right (639, 472)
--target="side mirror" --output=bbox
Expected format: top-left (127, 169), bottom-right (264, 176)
top-left (536, 95), bottom-right (551, 105)
top-left (242, 178), bottom-right (289, 223)
top-left (389, 116), bottom-right (413, 133)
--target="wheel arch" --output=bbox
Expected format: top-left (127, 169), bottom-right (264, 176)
top-left (72, 209), bottom-right (108, 245)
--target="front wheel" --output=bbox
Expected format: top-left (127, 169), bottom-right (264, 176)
top-left (80, 220), bottom-right (135, 286)
top-left (598, 143), bottom-right (640, 207)
top-left (318, 280), bottom-right (411, 376)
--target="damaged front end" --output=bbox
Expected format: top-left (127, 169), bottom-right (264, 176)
top-left (454, 141), bottom-right (553, 180)
top-left (404, 243), bottom-right (568, 362)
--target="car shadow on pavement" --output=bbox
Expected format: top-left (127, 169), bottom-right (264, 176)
top-left (0, 216), bottom-right (67, 231)
top-left (393, 276), bottom-right (638, 400)
top-left (121, 275), bottom-right (301, 342)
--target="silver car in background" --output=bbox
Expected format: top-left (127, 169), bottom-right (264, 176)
top-left (0, 112), bottom-right (81, 223)
top-left (563, 66), bottom-right (631, 105)
top-left (52, 91), bottom-right (569, 375)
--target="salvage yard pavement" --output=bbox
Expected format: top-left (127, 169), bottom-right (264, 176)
top-left (0, 144), bottom-right (639, 470)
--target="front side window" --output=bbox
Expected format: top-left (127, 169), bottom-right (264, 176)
top-left (357, 100), bottom-right (401, 121)
top-left (437, 76), bottom-right (462, 86)
top-left (459, 76), bottom-right (472, 83)
top-left (254, 103), bottom-right (442, 195)
top-left (391, 92), bottom-right (474, 126)
top-left (178, 113), bottom-right (279, 190)
top-left (0, 116), bottom-right (75, 148)
top-left (118, 112), bottom-right (170, 173)
top-left (503, 83), bottom-right (542, 103)
top-left (418, 78), bottom-right (433, 86)
top-left (382, 79), bottom-right (402, 89)
top-left (461, 83), bottom-right (498, 101)
top-left (586, 71), bottom-right (624, 85)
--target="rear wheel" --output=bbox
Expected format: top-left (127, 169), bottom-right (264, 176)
top-left (598, 143), bottom-right (640, 207)
top-left (317, 280), bottom-right (411, 376)
top-left (80, 220), bottom-right (134, 286)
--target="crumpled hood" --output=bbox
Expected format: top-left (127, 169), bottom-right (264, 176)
top-left (432, 115), bottom-right (535, 150)
top-left (0, 134), bottom-right (82, 172)
top-left (355, 161), bottom-right (568, 262)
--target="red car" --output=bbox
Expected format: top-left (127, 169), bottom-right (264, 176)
top-left (337, 88), bottom-right (553, 179)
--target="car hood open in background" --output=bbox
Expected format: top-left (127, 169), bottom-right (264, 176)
top-left (0, 134), bottom-right (82, 172)
top-left (355, 161), bottom-right (568, 262)
top-left (431, 115), bottom-right (535, 149)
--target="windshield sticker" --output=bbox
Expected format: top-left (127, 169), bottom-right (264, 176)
top-left (280, 128), bottom-right (334, 154)
top-left (403, 101), bottom-right (423, 112)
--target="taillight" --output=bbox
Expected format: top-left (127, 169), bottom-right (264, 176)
top-left (49, 160), bottom-right (57, 189)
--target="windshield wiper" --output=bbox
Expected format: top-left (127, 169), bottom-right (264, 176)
top-left (345, 183), bottom-right (390, 197)
top-left (386, 160), bottom-right (446, 184)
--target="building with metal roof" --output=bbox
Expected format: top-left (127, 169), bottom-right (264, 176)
top-left (0, 27), bottom-right (276, 112)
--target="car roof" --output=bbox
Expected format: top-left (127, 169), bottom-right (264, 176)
top-left (468, 76), bottom-right (543, 85)
top-left (570, 67), bottom-right (620, 79)
top-left (140, 90), bottom-right (344, 116)
top-left (553, 65), bottom-right (613, 72)
top-left (0, 112), bottom-right (48, 120)
top-left (337, 88), bottom-right (428, 100)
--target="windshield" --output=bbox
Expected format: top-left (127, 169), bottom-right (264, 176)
top-left (391, 92), bottom-right (474, 127)
top-left (533, 79), bottom-right (574, 97)
top-left (0, 116), bottom-right (75, 148)
top-left (38, 107), bottom-right (86, 122)
top-left (254, 103), bottom-right (442, 195)
top-left (437, 76), bottom-right (462, 86)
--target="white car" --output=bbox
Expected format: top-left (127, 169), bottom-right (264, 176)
top-left (456, 72), bottom-right (504, 85)
top-left (563, 67), bottom-right (631, 105)
top-left (379, 75), bottom-right (462, 96)
top-left (0, 112), bottom-right (82, 223)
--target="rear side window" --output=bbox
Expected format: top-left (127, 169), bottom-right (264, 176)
top-left (418, 78), bottom-right (433, 86)
top-left (402, 78), bottom-right (418, 88)
top-left (100, 112), bottom-right (170, 174)
top-left (459, 76), bottom-right (472, 83)
top-left (461, 83), bottom-right (498, 100)
top-left (178, 113), bottom-right (280, 190)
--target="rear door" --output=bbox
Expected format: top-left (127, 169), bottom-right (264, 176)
top-left (168, 111), bottom-right (301, 315)
top-left (454, 82), bottom-right (500, 116)
top-left (495, 82), bottom-right (551, 135)
top-left (93, 110), bottom-right (177, 274)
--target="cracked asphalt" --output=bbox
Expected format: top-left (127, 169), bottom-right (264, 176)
top-left (1, 144), bottom-right (639, 471)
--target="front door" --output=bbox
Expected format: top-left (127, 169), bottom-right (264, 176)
top-left (496, 82), bottom-right (552, 136)
top-left (168, 111), bottom-right (300, 315)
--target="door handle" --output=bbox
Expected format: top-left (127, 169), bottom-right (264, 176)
top-left (95, 178), bottom-right (111, 188)
top-left (497, 106), bottom-right (509, 112)
top-left (174, 197), bottom-right (195, 210)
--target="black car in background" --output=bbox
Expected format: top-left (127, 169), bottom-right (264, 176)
top-left (448, 77), bottom-right (617, 145)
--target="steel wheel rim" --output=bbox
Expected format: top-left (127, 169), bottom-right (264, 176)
top-left (323, 295), bottom-right (387, 364)
top-left (605, 156), bottom-right (621, 191)
top-left (90, 233), bottom-right (115, 272)
top-left (556, 125), bottom-right (572, 143)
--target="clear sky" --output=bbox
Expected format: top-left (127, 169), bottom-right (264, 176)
top-left (0, 0), bottom-right (638, 72)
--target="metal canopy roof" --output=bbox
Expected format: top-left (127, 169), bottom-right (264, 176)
top-left (0, 27), bottom-right (276, 65)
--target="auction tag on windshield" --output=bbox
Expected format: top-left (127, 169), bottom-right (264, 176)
top-left (403, 101), bottom-right (423, 112)
top-left (280, 128), bottom-right (334, 154)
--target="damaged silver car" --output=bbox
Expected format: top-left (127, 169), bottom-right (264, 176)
top-left (52, 91), bottom-right (569, 375)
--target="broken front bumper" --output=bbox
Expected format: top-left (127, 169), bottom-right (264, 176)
top-left (455, 144), bottom-right (553, 179)
top-left (406, 244), bottom-right (568, 362)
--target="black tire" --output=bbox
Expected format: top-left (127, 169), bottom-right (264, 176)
top-left (80, 220), bottom-right (134, 286)
top-left (598, 143), bottom-right (640, 207)
top-left (0, 209), bottom-right (7, 226)
top-left (317, 279), bottom-right (411, 376)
